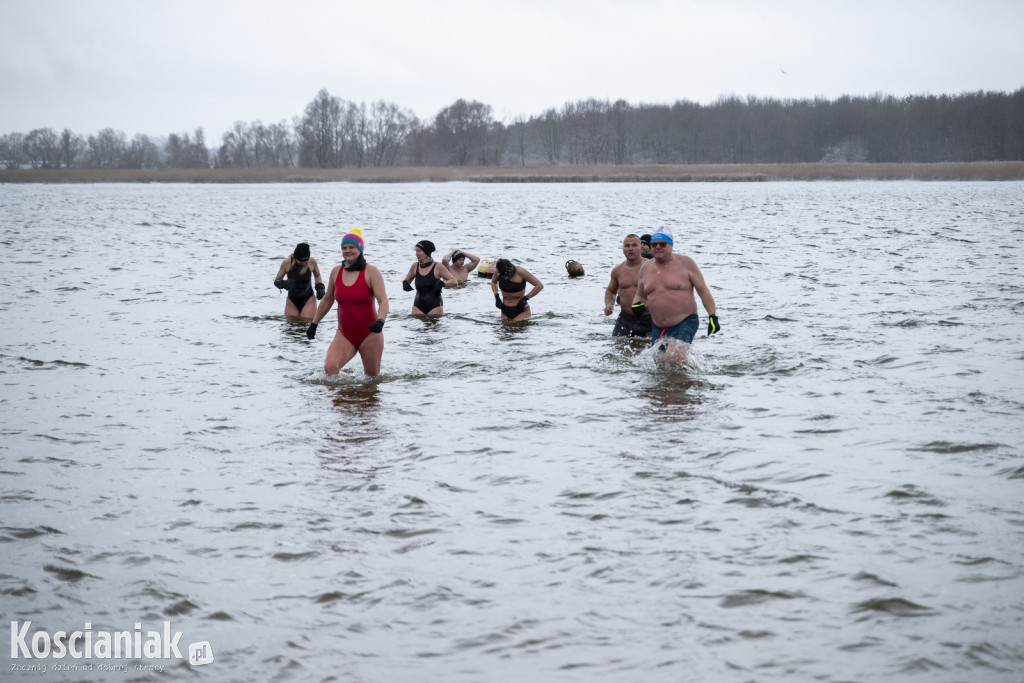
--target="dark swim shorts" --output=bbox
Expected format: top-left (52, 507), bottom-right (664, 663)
top-left (612, 310), bottom-right (652, 337)
top-left (650, 314), bottom-right (699, 346)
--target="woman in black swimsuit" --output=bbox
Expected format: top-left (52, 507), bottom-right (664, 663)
top-left (491, 258), bottom-right (544, 322)
top-left (401, 240), bottom-right (458, 316)
top-left (274, 242), bottom-right (324, 319)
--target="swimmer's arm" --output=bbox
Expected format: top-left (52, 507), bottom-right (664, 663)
top-left (632, 266), bottom-right (648, 307)
top-left (490, 272), bottom-right (499, 294)
top-left (437, 265), bottom-right (458, 288)
top-left (274, 258), bottom-right (289, 280)
top-left (441, 251), bottom-right (453, 267)
top-left (367, 266), bottom-right (390, 321)
top-left (690, 264), bottom-right (716, 316)
top-left (310, 258), bottom-right (322, 284)
top-left (522, 269), bottom-right (544, 299)
top-left (463, 252), bottom-right (481, 270)
top-left (310, 266), bottom-right (339, 324)
top-left (604, 268), bottom-right (620, 316)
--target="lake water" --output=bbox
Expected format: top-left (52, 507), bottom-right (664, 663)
top-left (2, 180), bottom-right (1023, 682)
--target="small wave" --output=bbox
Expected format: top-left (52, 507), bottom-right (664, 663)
top-left (952, 555), bottom-right (1010, 566)
top-left (853, 597), bottom-right (935, 617)
top-left (11, 355), bottom-right (90, 370)
top-left (852, 572), bottom-right (898, 587)
top-left (719, 589), bottom-right (803, 608)
top-left (314, 591), bottom-right (362, 604)
top-left (43, 564), bottom-right (97, 583)
top-left (272, 551), bottom-right (322, 562)
top-left (0, 525), bottom-right (62, 542)
top-left (232, 521), bottom-right (284, 531)
top-left (897, 657), bottom-right (947, 673)
top-left (883, 485), bottom-right (945, 506)
top-left (205, 611), bottom-right (234, 621)
top-left (998, 465), bottom-right (1024, 479)
top-left (858, 354), bottom-right (898, 366)
top-left (164, 599), bottom-right (200, 616)
top-left (910, 441), bottom-right (1002, 454)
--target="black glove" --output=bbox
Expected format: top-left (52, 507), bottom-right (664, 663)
top-left (707, 314), bottom-right (721, 335)
top-left (306, 322), bottom-right (318, 339)
top-left (274, 278), bottom-right (288, 290)
top-left (368, 318), bottom-right (385, 333)
top-left (632, 301), bottom-right (647, 317)
top-left (315, 282), bottom-right (325, 300)
top-left (494, 292), bottom-right (502, 309)
top-left (402, 280), bottom-right (413, 292)
top-left (515, 294), bottom-right (530, 311)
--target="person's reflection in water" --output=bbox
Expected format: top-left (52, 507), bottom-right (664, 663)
top-left (640, 372), bottom-right (708, 424)
top-left (493, 318), bottom-right (534, 343)
top-left (318, 382), bottom-right (389, 474)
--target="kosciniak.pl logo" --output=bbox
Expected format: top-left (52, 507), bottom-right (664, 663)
top-left (10, 621), bottom-right (213, 667)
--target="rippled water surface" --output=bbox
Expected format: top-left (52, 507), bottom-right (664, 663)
top-left (2, 180), bottom-right (1023, 681)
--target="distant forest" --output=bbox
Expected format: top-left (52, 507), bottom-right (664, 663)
top-left (3, 88), bottom-right (1022, 170)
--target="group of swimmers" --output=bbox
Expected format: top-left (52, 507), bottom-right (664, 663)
top-left (274, 228), bottom-right (719, 376)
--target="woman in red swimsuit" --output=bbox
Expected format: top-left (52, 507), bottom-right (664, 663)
top-left (306, 229), bottom-right (390, 376)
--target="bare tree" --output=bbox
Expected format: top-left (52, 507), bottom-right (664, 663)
top-left (297, 89), bottom-right (343, 167)
top-left (60, 128), bottom-right (85, 168)
top-left (122, 134), bottom-right (160, 169)
top-left (267, 121), bottom-right (295, 167)
top-left (219, 121), bottom-right (252, 167)
top-left (537, 108), bottom-right (562, 164)
top-left (364, 100), bottom-right (415, 167)
top-left (164, 128), bottom-right (209, 168)
top-left (610, 99), bottom-right (631, 164)
top-left (24, 128), bottom-right (62, 168)
top-left (86, 128), bottom-right (127, 168)
top-left (0, 133), bottom-right (27, 169)
top-left (432, 99), bottom-right (493, 166)
top-left (511, 115), bottom-right (528, 166)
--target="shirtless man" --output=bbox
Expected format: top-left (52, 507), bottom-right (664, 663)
top-left (632, 226), bottom-right (720, 363)
top-left (442, 248), bottom-right (481, 284)
top-left (604, 233), bottom-right (652, 337)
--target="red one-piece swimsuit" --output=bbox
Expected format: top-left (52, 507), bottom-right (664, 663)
top-left (335, 268), bottom-right (378, 349)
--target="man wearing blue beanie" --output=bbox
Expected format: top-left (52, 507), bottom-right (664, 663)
top-left (631, 226), bottom-right (720, 363)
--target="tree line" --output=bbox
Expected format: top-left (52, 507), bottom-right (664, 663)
top-left (2, 88), bottom-right (1021, 170)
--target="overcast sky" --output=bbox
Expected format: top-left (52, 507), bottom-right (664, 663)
top-left (2, 0), bottom-right (1022, 143)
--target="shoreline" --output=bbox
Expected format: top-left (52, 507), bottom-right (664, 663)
top-left (2, 162), bottom-right (1023, 184)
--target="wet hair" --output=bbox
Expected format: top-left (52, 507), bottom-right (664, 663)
top-left (343, 254), bottom-right (366, 271)
top-left (289, 255), bottom-right (309, 273)
top-left (496, 258), bottom-right (516, 279)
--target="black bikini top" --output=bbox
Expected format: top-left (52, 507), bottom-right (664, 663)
top-left (498, 278), bottom-right (526, 293)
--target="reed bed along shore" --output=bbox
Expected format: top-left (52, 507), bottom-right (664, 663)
top-left (2, 162), bottom-right (1023, 184)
